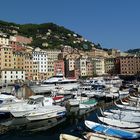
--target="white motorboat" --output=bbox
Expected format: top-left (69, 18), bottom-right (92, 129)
top-left (100, 108), bottom-right (140, 123)
top-left (97, 116), bottom-right (140, 132)
top-left (0, 93), bottom-right (26, 118)
top-left (26, 105), bottom-right (66, 121)
top-left (10, 95), bottom-right (54, 117)
top-left (105, 91), bottom-right (119, 99)
top-left (129, 95), bottom-right (140, 101)
top-left (67, 98), bottom-right (97, 115)
top-left (31, 73), bottom-right (79, 92)
top-left (92, 90), bottom-right (106, 98)
top-left (0, 93), bottom-right (24, 107)
top-left (104, 76), bottom-right (123, 86)
top-left (119, 90), bottom-right (129, 96)
top-left (42, 73), bottom-right (78, 84)
top-left (114, 102), bottom-right (140, 111)
top-left (110, 109), bottom-right (140, 117)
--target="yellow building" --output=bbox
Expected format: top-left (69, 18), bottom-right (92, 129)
top-left (32, 61), bottom-right (39, 81)
top-left (47, 60), bottom-right (54, 78)
top-left (0, 45), bottom-right (26, 84)
top-left (45, 49), bottom-right (61, 78)
top-left (92, 57), bottom-right (105, 76)
top-left (13, 52), bottom-right (24, 69)
top-left (24, 53), bottom-right (34, 80)
top-left (13, 51), bottom-right (34, 80)
top-left (0, 45), bottom-right (14, 69)
top-left (86, 48), bottom-right (108, 58)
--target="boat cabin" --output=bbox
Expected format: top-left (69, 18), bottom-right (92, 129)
top-left (27, 95), bottom-right (53, 106)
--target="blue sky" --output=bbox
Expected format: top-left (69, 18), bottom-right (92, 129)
top-left (0, 0), bottom-right (140, 51)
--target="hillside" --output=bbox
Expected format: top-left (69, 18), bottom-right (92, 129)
top-left (0, 20), bottom-right (101, 50)
top-left (126, 49), bottom-right (140, 56)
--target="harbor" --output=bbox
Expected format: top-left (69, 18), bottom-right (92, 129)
top-left (1, 1), bottom-right (140, 139)
top-left (0, 76), bottom-right (140, 140)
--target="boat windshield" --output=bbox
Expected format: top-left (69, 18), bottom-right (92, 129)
top-left (27, 100), bottom-right (37, 105)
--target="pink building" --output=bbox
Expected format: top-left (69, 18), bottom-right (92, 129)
top-left (54, 60), bottom-right (65, 76)
top-left (10, 35), bottom-right (32, 51)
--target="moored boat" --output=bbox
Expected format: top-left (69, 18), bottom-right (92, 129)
top-left (25, 105), bottom-right (66, 121)
top-left (110, 108), bottom-right (140, 117)
top-left (85, 120), bottom-right (140, 139)
top-left (60, 134), bottom-right (83, 140)
top-left (84, 132), bottom-right (122, 140)
top-left (114, 102), bottom-right (140, 111)
top-left (10, 95), bottom-right (54, 118)
top-left (0, 93), bottom-right (23, 107)
top-left (31, 73), bottom-right (79, 91)
top-left (0, 94), bottom-right (26, 119)
top-left (97, 116), bottom-right (140, 132)
top-left (100, 108), bottom-right (140, 123)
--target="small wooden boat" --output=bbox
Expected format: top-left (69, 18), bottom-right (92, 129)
top-left (84, 132), bottom-right (122, 140)
top-left (59, 134), bottom-right (83, 140)
top-left (85, 120), bottom-right (140, 139)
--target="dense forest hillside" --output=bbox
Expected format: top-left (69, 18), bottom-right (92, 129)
top-left (0, 20), bottom-right (102, 50)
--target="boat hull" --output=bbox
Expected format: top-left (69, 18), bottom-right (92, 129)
top-left (85, 120), bottom-right (140, 139)
top-left (26, 111), bottom-right (66, 121)
top-left (97, 116), bottom-right (140, 132)
top-left (60, 134), bottom-right (83, 140)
